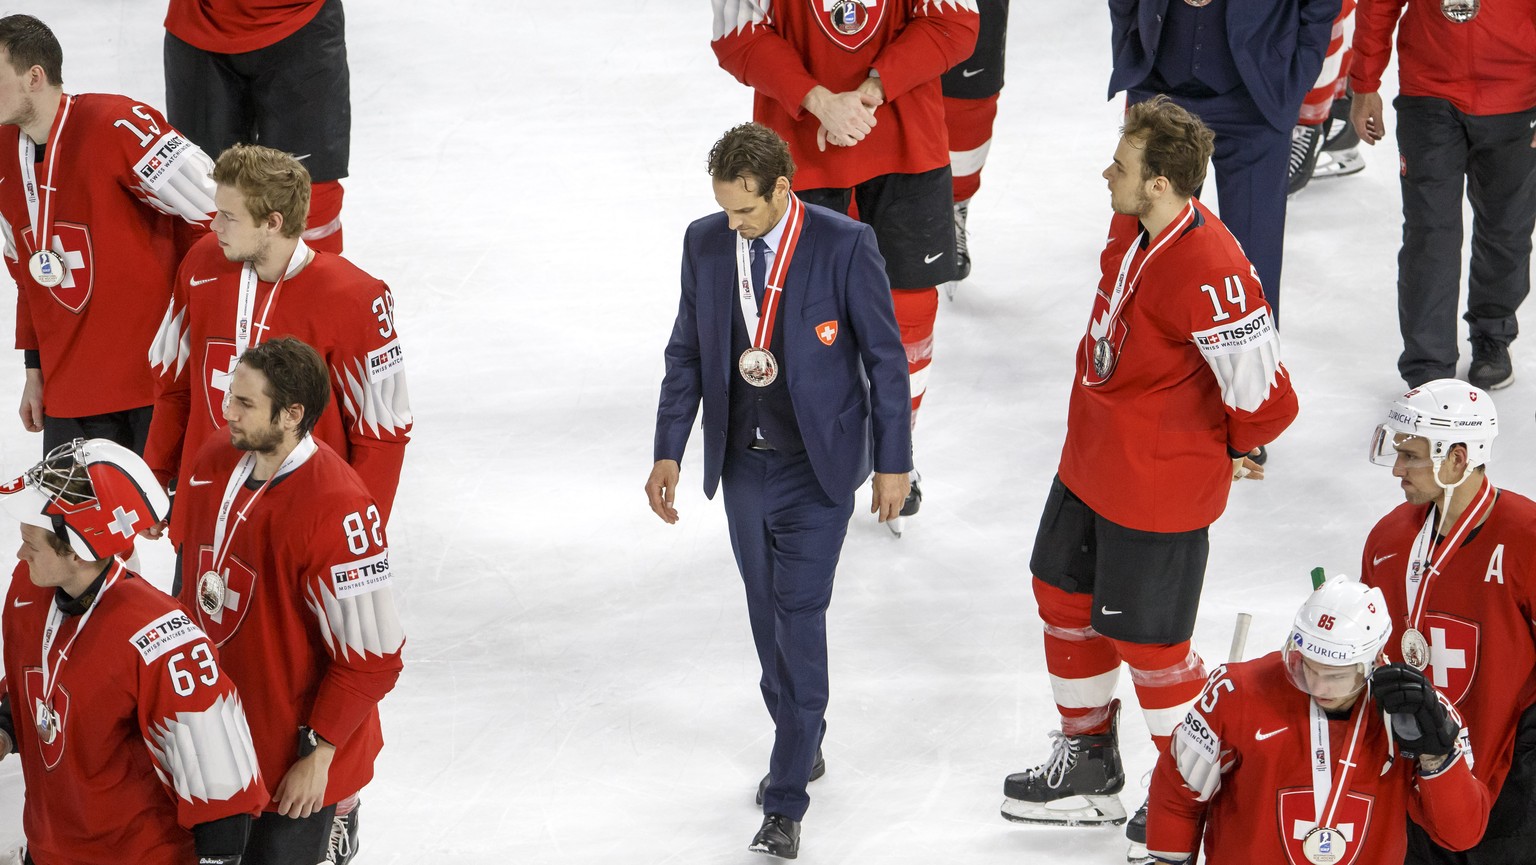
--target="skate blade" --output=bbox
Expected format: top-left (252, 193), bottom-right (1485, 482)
top-left (1127, 840), bottom-right (1152, 864)
top-left (943, 280), bottom-right (958, 301)
top-left (1313, 151), bottom-right (1365, 179)
top-left (1000, 794), bottom-right (1127, 827)
top-left (887, 516), bottom-right (906, 538)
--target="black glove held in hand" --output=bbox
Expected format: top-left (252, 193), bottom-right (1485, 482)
top-left (1371, 662), bottom-right (1459, 757)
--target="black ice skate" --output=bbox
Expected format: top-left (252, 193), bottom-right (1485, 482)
top-left (1000, 699), bottom-right (1126, 826)
top-left (887, 471), bottom-right (921, 538)
top-left (945, 200), bottom-right (970, 300)
top-left (1125, 798), bottom-right (1151, 864)
top-left (1287, 124), bottom-right (1323, 196)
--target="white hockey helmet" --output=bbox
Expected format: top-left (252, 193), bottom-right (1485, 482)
top-left (1282, 575), bottom-right (1393, 702)
top-left (0, 438), bottom-right (169, 561)
top-left (1369, 379), bottom-right (1498, 473)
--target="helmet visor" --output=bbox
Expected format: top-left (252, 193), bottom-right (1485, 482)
top-left (1283, 641), bottom-right (1368, 702)
top-left (1369, 425), bottom-right (1434, 469)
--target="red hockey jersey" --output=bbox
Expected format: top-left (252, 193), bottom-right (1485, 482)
top-left (175, 436), bottom-right (404, 807)
top-left (0, 94), bottom-right (215, 418)
top-left (145, 233), bottom-right (411, 523)
top-left (1361, 488), bottom-right (1536, 802)
top-left (712, 0), bottom-right (980, 190)
top-left (1150, 655), bottom-right (1490, 864)
top-left (165, 0), bottom-right (327, 54)
top-left (1058, 200), bottom-right (1298, 533)
top-left (2, 562), bottom-right (266, 865)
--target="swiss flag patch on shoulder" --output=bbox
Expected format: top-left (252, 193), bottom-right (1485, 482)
top-left (816, 321), bottom-right (838, 345)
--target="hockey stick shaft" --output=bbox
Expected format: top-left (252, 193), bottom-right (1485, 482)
top-left (1228, 612), bottom-right (1253, 664)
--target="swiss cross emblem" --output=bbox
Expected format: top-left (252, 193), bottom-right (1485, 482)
top-left (810, 0), bottom-right (887, 52)
top-left (22, 222), bottom-right (93, 313)
top-left (108, 505), bottom-right (140, 538)
top-left (202, 339), bottom-right (239, 425)
top-left (1277, 788), bottom-right (1375, 865)
top-left (1418, 612), bottom-right (1479, 705)
top-left (193, 546), bottom-right (258, 646)
top-left (0, 476), bottom-right (25, 494)
top-left (817, 320), bottom-right (838, 345)
top-left (1470, 391), bottom-right (1478, 401)
top-left (23, 669), bottom-right (70, 770)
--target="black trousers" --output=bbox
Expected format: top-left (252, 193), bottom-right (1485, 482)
top-left (163, 0), bottom-right (351, 182)
top-left (42, 406), bottom-right (152, 456)
top-left (1394, 96), bottom-right (1536, 386)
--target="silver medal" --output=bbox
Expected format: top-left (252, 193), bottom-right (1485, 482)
top-left (738, 347), bottom-right (779, 388)
top-left (1401, 627), bottom-right (1430, 670)
top-left (1441, 0), bottom-right (1478, 21)
top-left (197, 569), bottom-right (227, 616)
top-left (1092, 337), bottom-right (1116, 379)
top-left (33, 698), bottom-right (58, 745)
top-left (1301, 826), bottom-right (1347, 864)
top-left (27, 249), bottom-right (66, 288)
top-left (829, 0), bottom-right (869, 33)
top-left (1182, 0), bottom-right (1214, 6)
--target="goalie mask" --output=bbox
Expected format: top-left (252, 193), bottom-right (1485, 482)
top-left (0, 438), bottom-right (169, 561)
top-left (1283, 575), bottom-right (1393, 704)
top-left (1369, 379), bottom-right (1497, 480)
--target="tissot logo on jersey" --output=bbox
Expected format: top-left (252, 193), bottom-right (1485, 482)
top-left (132, 132), bottom-right (192, 192)
top-left (1176, 708), bottom-right (1220, 764)
top-left (131, 611), bottom-right (206, 663)
top-left (366, 338), bottom-right (405, 383)
top-left (331, 550), bottom-right (392, 599)
top-left (1194, 308), bottom-right (1275, 358)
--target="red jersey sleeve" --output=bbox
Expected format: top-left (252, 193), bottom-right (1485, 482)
top-left (301, 493), bottom-right (405, 748)
top-left (1406, 701), bottom-right (1491, 850)
top-left (869, 0), bottom-right (979, 101)
top-left (712, 0), bottom-right (822, 117)
top-left (1161, 263), bottom-right (1298, 455)
top-left (325, 279), bottom-right (411, 522)
top-left (144, 260), bottom-right (197, 486)
top-left (133, 609), bottom-right (268, 826)
top-left (105, 100), bottom-right (217, 229)
top-left (1149, 664), bottom-right (1240, 859)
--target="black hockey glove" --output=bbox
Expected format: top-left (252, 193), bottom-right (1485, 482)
top-left (1371, 663), bottom-right (1459, 758)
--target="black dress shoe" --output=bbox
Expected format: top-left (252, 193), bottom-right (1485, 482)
top-left (749, 814), bottom-right (800, 859)
top-left (756, 748), bottom-right (826, 806)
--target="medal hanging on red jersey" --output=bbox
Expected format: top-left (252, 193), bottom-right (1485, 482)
top-left (1085, 201), bottom-right (1196, 385)
top-left (735, 194), bottom-right (805, 388)
top-left (1399, 478), bottom-right (1495, 670)
top-left (199, 436), bottom-right (318, 617)
top-left (35, 560), bottom-right (127, 744)
top-left (1441, 0), bottom-right (1478, 21)
top-left (1300, 699), bottom-right (1371, 864)
top-left (18, 94), bottom-right (76, 289)
top-left (234, 240), bottom-right (311, 358)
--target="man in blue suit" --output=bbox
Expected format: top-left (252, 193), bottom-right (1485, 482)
top-left (646, 123), bottom-right (912, 860)
top-left (1108, 0), bottom-right (1340, 319)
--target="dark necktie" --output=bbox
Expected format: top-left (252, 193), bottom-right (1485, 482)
top-left (751, 238), bottom-right (769, 310)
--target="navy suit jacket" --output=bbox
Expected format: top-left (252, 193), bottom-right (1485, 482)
top-left (654, 203), bottom-right (912, 504)
top-left (1107, 0), bottom-right (1340, 132)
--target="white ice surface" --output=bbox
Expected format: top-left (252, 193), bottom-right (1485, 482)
top-left (1, 2), bottom-right (1532, 863)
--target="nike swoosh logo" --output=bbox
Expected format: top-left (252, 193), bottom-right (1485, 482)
top-left (12, 599), bottom-right (31, 607)
top-left (1255, 727), bottom-right (1288, 741)
top-left (1373, 553), bottom-right (1397, 566)
top-left (1100, 606), bottom-right (1123, 616)
top-left (187, 477), bottom-right (213, 487)
top-left (189, 276), bottom-right (218, 286)
top-left (961, 68), bottom-right (985, 77)
top-left (924, 252), bottom-right (944, 264)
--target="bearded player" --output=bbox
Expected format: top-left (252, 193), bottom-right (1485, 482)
top-left (144, 144), bottom-right (411, 534)
top-left (1361, 380), bottom-right (1536, 864)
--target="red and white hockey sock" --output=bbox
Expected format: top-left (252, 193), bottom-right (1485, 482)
top-left (944, 94), bottom-right (1001, 203)
top-left (1298, 0), bottom-right (1356, 125)
top-left (335, 793), bottom-right (359, 816)
top-left (304, 180), bottom-right (346, 254)
top-left (1034, 578), bottom-right (1122, 736)
top-left (893, 287), bottom-right (939, 426)
top-left (1113, 639), bottom-right (1207, 754)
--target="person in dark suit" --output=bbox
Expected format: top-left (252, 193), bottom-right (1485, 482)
top-left (646, 122), bottom-right (912, 860)
top-left (1108, 0), bottom-right (1341, 319)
